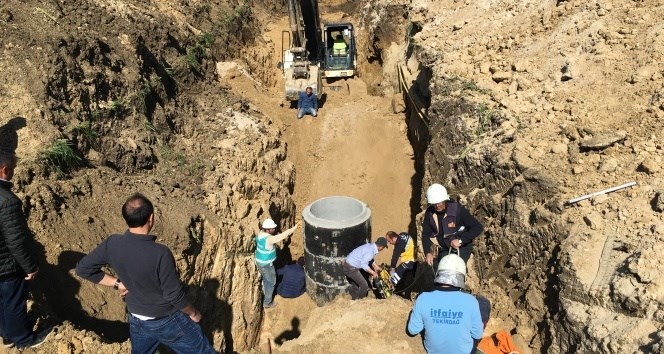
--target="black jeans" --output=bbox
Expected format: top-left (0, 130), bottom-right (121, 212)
top-left (0, 274), bottom-right (32, 346)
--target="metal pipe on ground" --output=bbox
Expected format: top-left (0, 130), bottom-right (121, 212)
top-left (302, 196), bottom-right (371, 306)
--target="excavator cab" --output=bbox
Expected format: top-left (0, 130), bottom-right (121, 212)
top-left (322, 23), bottom-right (357, 79)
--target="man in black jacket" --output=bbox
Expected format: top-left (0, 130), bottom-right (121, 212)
top-left (76, 193), bottom-right (215, 354)
top-left (422, 183), bottom-right (483, 264)
top-left (0, 149), bottom-right (49, 349)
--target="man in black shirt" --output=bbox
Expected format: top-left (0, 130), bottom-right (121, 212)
top-left (76, 193), bottom-right (214, 354)
top-left (422, 183), bottom-right (483, 264)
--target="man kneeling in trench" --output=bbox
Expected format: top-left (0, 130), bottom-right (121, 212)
top-left (342, 237), bottom-right (388, 300)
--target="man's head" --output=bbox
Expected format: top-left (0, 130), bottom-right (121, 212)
top-left (336, 34), bottom-right (344, 41)
top-left (262, 218), bottom-right (278, 234)
top-left (296, 256), bottom-right (305, 267)
top-left (122, 193), bottom-right (154, 230)
top-left (434, 254), bottom-right (466, 288)
top-left (0, 148), bottom-right (17, 181)
top-left (426, 183), bottom-right (450, 212)
top-left (385, 231), bottom-right (398, 246)
top-left (305, 86), bottom-right (313, 96)
top-left (375, 236), bottom-right (388, 251)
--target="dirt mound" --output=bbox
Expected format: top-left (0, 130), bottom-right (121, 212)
top-left (274, 296), bottom-right (421, 353)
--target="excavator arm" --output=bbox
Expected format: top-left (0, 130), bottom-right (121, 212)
top-left (282, 0), bottom-right (323, 101)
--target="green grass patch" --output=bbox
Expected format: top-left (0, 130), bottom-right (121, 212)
top-left (40, 139), bottom-right (83, 176)
top-left (68, 121), bottom-right (98, 142)
top-left (475, 103), bottom-right (494, 136)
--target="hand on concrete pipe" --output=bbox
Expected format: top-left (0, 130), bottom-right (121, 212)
top-left (450, 239), bottom-right (461, 249)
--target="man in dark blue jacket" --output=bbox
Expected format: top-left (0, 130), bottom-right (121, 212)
top-left (422, 183), bottom-right (483, 265)
top-left (297, 87), bottom-right (318, 119)
top-left (0, 148), bottom-right (50, 349)
top-left (276, 257), bottom-right (305, 298)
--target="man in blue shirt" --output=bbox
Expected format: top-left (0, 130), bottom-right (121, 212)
top-left (297, 87), bottom-right (318, 119)
top-left (276, 256), bottom-right (306, 298)
top-left (342, 237), bottom-right (388, 300)
top-left (407, 254), bottom-right (484, 354)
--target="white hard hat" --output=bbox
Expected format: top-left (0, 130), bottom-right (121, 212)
top-left (426, 183), bottom-right (449, 204)
top-left (434, 254), bottom-right (467, 288)
top-left (262, 219), bottom-right (278, 229)
top-left (437, 254), bottom-right (466, 276)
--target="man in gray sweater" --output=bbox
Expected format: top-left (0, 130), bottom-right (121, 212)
top-left (76, 193), bottom-right (214, 354)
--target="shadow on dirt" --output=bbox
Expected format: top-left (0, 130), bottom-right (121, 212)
top-left (33, 249), bottom-right (129, 343)
top-left (188, 278), bottom-right (235, 353)
top-left (0, 116), bottom-right (27, 152)
top-left (274, 317), bottom-right (301, 345)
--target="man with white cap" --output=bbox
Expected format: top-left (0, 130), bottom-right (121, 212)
top-left (255, 218), bottom-right (300, 309)
top-left (407, 254), bottom-right (484, 354)
top-left (422, 183), bottom-right (483, 265)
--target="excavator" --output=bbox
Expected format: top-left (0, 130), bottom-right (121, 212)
top-left (280, 0), bottom-right (357, 102)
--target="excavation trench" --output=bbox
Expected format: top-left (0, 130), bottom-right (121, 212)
top-left (233, 3), bottom-right (558, 352)
top-left (6, 0), bottom-right (659, 353)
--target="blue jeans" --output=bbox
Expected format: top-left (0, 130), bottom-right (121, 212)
top-left (128, 311), bottom-right (215, 354)
top-left (297, 107), bottom-right (317, 118)
top-left (0, 274), bottom-right (33, 346)
top-left (257, 264), bottom-right (276, 306)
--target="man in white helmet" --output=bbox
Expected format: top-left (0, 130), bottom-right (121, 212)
top-left (422, 183), bottom-right (483, 265)
top-left (255, 218), bottom-right (300, 309)
top-left (407, 254), bottom-right (484, 354)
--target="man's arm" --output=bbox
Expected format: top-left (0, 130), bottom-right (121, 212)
top-left (297, 94), bottom-right (303, 108)
top-left (470, 298), bottom-right (484, 340)
top-left (407, 300), bottom-right (424, 335)
top-left (75, 238), bottom-right (128, 295)
top-left (313, 95), bottom-right (318, 110)
top-left (75, 239), bottom-right (111, 284)
top-left (0, 199), bottom-right (38, 275)
top-left (390, 241), bottom-right (405, 269)
top-left (458, 205), bottom-right (483, 245)
top-left (421, 213), bottom-right (434, 260)
top-left (158, 250), bottom-right (190, 310)
top-left (157, 250), bottom-right (202, 322)
top-left (266, 224), bottom-right (298, 246)
top-left (360, 251), bottom-right (377, 276)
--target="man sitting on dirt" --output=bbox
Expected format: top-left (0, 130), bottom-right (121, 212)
top-left (276, 256), bottom-right (306, 298)
top-left (422, 183), bottom-right (483, 265)
top-left (255, 218), bottom-right (300, 309)
top-left (297, 86), bottom-right (318, 119)
top-left (342, 237), bottom-right (388, 300)
top-left (407, 254), bottom-right (484, 354)
top-left (76, 193), bottom-right (215, 353)
top-left (386, 231), bottom-right (415, 287)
